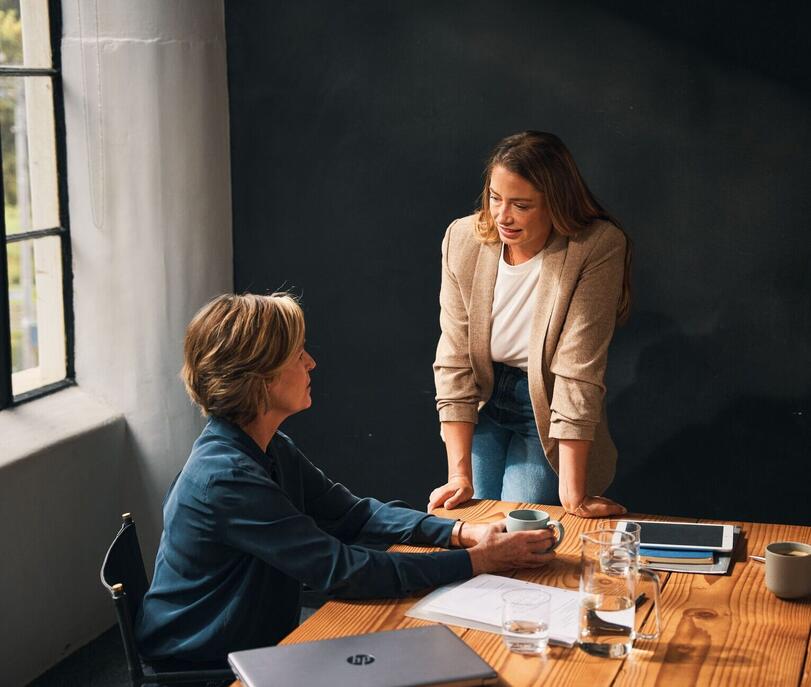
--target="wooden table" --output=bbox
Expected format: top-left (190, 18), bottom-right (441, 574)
top-left (233, 500), bottom-right (811, 687)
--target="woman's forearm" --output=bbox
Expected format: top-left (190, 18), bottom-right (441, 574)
top-left (557, 438), bottom-right (591, 510)
top-left (441, 421), bottom-right (475, 479)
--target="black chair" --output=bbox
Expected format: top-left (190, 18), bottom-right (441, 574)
top-left (100, 513), bottom-right (234, 687)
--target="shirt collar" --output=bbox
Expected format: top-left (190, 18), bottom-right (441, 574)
top-left (204, 415), bottom-right (271, 464)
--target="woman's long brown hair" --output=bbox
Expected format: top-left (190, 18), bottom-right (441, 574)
top-left (476, 131), bottom-right (632, 324)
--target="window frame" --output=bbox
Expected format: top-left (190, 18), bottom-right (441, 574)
top-left (0, 0), bottom-right (73, 410)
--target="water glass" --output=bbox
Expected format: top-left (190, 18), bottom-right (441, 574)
top-left (501, 589), bottom-right (551, 654)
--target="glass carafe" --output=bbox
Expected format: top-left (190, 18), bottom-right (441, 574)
top-left (579, 529), bottom-right (661, 658)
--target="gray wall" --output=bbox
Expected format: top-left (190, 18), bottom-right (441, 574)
top-left (0, 2), bottom-right (233, 684)
top-left (226, 0), bottom-right (810, 526)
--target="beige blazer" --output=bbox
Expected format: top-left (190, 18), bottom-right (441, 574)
top-left (433, 214), bottom-right (626, 495)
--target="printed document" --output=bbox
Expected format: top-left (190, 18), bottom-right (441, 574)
top-left (406, 574), bottom-right (580, 647)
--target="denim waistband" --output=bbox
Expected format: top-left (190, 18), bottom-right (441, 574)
top-left (492, 361), bottom-right (528, 379)
top-left (487, 362), bottom-right (533, 423)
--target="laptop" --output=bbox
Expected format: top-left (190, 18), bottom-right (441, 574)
top-left (228, 625), bottom-right (498, 687)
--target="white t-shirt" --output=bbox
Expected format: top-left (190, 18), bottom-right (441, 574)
top-left (489, 245), bottom-right (543, 371)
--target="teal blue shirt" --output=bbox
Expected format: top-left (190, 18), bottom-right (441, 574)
top-left (135, 417), bottom-right (471, 663)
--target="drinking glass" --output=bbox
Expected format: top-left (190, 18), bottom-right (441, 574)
top-left (578, 530), bottom-right (660, 658)
top-left (501, 589), bottom-right (551, 654)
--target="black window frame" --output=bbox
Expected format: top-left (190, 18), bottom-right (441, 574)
top-left (0, 0), bottom-right (73, 410)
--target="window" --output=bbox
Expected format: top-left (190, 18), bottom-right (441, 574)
top-left (0, 0), bottom-right (71, 409)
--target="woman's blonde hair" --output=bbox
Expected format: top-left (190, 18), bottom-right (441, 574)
top-left (476, 131), bottom-right (632, 323)
top-left (181, 292), bottom-right (305, 426)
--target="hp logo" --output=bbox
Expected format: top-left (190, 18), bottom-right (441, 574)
top-left (346, 653), bottom-right (376, 666)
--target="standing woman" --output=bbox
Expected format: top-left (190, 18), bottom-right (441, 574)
top-left (428, 131), bottom-right (630, 518)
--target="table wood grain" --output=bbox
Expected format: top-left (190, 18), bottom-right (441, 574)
top-left (232, 501), bottom-right (811, 687)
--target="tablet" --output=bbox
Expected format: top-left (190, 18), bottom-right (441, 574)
top-left (618, 520), bottom-right (735, 552)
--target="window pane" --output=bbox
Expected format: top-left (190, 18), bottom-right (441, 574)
top-left (0, 0), bottom-right (51, 68)
top-left (0, 74), bottom-right (58, 235)
top-left (7, 234), bottom-right (65, 395)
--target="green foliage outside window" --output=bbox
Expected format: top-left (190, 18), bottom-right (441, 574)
top-left (0, 4), bottom-right (28, 373)
top-left (0, 7), bottom-right (22, 209)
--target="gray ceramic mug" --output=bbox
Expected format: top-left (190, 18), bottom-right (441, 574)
top-left (505, 509), bottom-right (565, 551)
top-left (765, 541), bottom-right (811, 599)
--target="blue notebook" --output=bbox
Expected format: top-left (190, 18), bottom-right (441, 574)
top-left (639, 547), bottom-right (713, 559)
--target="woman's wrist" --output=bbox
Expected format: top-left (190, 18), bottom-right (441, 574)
top-left (442, 422), bottom-right (474, 479)
top-left (558, 481), bottom-right (586, 512)
top-left (557, 439), bottom-right (589, 512)
top-left (459, 522), bottom-right (489, 548)
top-left (448, 470), bottom-right (472, 482)
top-left (562, 499), bottom-right (586, 514)
top-left (446, 452), bottom-right (472, 482)
top-left (451, 520), bottom-right (488, 548)
top-left (450, 520), bottom-right (464, 547)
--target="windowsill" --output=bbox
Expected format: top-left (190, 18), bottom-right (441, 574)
top-left (12, 365), bottom-right (68, 396)
top-left (0, 386), bottom-right (123, 470)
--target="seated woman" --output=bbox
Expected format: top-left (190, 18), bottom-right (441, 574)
top-left (135, 292), bottom-right (556, 667)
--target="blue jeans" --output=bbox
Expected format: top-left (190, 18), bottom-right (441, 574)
top-left (472, 363), bottom-right (560, 504)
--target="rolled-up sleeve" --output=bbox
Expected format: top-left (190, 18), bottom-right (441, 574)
top-left (434, 221), bottom-right (480, 424)
top-left (549, 226), bottom-right (626, 441)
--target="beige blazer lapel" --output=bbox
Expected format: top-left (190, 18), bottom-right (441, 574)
top-left (528, 232), bottom-right (569, 463)
top-left (468, 241), bottom-right (500, 404)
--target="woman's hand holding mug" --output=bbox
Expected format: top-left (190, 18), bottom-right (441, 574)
top-left (466, 520), bottom-right (557, 575)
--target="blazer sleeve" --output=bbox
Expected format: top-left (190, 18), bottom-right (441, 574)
top-left (433, 220), bottom-right (481, 424)
top-left (549, 225), bottom-right (626, 441)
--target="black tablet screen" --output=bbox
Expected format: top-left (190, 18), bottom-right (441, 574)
top-left (636, 522), bottom-right (724, 548)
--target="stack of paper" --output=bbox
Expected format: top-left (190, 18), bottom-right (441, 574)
top-left (641, 527), bottom-right (741, 575)
top-left (406, 574), bottom-right (580, 647)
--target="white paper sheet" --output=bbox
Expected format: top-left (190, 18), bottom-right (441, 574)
top-left (406, 574), bottom-right (580, 647)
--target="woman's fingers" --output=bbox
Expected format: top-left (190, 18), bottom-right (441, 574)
top-left (491, 518), bottom-right (508, 532)
top-left (578, 496), bottom-right (627, 518)
top-left (428, 477), bottom-right (473, 512)
top-left (519, 529), bottom-right (556, 549)
top-left (444, 485), bottom-right (473, 509)
top-left (428, 483), bottom-right (466, 511)
top-left (443, 489), bottom-right (463, 509)
top-left (507, 529), bottom-right (557, 562)
top-left (593, 496), bottom-right (626, 516)
top-left (427, 486), bottom-right (452, 512)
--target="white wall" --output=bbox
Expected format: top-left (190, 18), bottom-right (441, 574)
top-left (0, 2), bottom-right (233, 684)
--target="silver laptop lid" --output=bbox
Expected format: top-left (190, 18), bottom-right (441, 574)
top-left (228, 624), bottom-right (497, 687)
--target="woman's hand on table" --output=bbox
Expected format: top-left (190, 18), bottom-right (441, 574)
top-left (466, 521), bottom-right (556, 575)
top-left (563, 495), bottom-right (627, 518)
top-left (428, 474), bottom-right (474, 511)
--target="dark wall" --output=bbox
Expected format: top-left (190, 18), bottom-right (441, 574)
top-left (225, 1), bottom-right (811, 525)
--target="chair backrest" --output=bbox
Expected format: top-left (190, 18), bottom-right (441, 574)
top-left (99, 513), bottom-right (235, 687)
top-left (100, 513), bottom-right (150, 684)
top-left (100, 513), bottom-right (149, 621)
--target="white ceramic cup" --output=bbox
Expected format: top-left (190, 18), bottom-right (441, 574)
top-left (765, 541), bottom-right (811, 599)
top-left (505, 509), bottom-right (565, 550)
